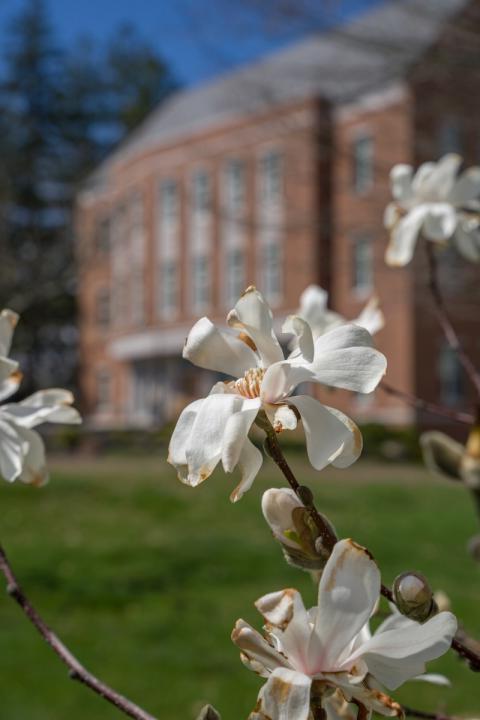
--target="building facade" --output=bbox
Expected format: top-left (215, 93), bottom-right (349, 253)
top-left (76, 0), bottom-right (480, 431)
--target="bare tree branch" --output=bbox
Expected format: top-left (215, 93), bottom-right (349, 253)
top-left (0, 544), bottom-right (159, 720)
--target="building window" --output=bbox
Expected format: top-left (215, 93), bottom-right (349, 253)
top-left (225, 159), bottom-right (245, 213)
top-left (260, 151), bottom-right (282, 205)
top-left (95, 217), bottom-right (110, 253)
top-left (192, 170), bottom-right (211, 214)
top-left (261, 243), bottom-right (282, 303)
top-left (131, 270), bottom-right (144, 326)
top-left (192, 255), bottom-right (210, 312)
top-left (225, 249), bottom-right (245, 307)
top-left (352, 234), bottom-right (373, 292)
top-left (95, 288), bottom-right (110, 328)
top-left (352, 135), bottom-right (374, 194)
top-left (159, 260), bottom-right (178, 318)
top-left (438, 118), bottom-right (462, 156)
top-left (438, 344), bottom-right (463, 406)
top-left (160, 180), bottom-right (178, 224)
top-left (96, 369), bottom-right (111, 411)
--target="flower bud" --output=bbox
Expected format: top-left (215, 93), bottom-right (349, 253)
top-left (393, 572), bottom-right (435, 622)
top-left (196, 705), bottom-right (221, 720)
top-left (261, 488), bottom-right (337, 571)
top-left (461, 425), bottom-right (480, 490)
top-left (433, 589), bottom-right (451, 613)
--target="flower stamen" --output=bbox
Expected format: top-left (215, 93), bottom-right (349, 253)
top-left (235, 368), bottom-right (265, 398)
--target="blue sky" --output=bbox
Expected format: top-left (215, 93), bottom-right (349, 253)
top-left (0, 0), bottom-right (386, 86)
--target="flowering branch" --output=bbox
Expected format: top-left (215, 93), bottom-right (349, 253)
top-left (425, 243), bottom-right (480, 402)
top-left (380, 381), bottom-right (475, 425)
top-left (0, 544), bottom-right (159, 720)
top-left (257, 417), bottom-right (480, 673)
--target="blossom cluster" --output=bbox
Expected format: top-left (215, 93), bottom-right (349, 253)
top-left (0, 309), bottom-right (80, 485)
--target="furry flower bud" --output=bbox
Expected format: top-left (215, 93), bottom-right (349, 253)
top-left (393, 571), bottom-right (435, 622)
top-left (196, 705), bottom-right (221, 720)
top-left (261, 487), bottom-right (337, 571)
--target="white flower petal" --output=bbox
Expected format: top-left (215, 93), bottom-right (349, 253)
top-left (0, 358), bottom-right (19, 388)
top-left (354, 297), bottom-right (384, 336)
top-left (390, 164), bottom-right (413, 202)
top-left (227, 287), bottom-right (283, 367)
top-left (183, 316), bottom-right (258, 378)
top-left (229, 436), bottom-right (263, 502)
top-left (311, 539), bottom-right (380, 671)
top-left (309, 327), bottom-right (386, 393)
top-left (384, 203), bottom-right (401, 231)
top-left (423, 204), bottom-right (457, 241)
top-left (385, 205), bottom-right (427, 266)
top-left (298, 285), bottom-right (331, 334)
top-left (231, 619), bottom-right (290, 675)
top-left (351, 612), bottom-right (457, 690)
top-left (262, 488), bottom-right (302, 547)
top-left (418, 154), bottom-right (462, 200)
top-left (288, 396), bottom-right (362, 471)
top-left (283, 316), bottom-right (314, 363)
top-left (3, 400), bottom-right (80, 428)
top-left (16, 427), bottom-right (48, 487)
top-left (454, 221), bottom-right (480, 262)
top-left (221, 398), bottom-right (261, 473)
top-left (0, 309), bottom-right (19, 357)
top-left (256, 668), bottom-right (312, 720)
top-left (264, 402), bottom-right (298, 434)
top-left (411, 673), bottom-right (450, 687)
top-left (256, 589), bottom-right (313, 673)
top-left (167, 398), bottom-right (204, 482)
top-left (184, 393), bottom-right (241, 487)
top-left (411, 161), bottom-right (436, 196)
top-left (0, 418), bottom-right (24, 482)
top-left (332, 676), bottom-right (402, 718)
top-left (0, 368), bottom-right (22, 402)
top-left (449, 166), bottom-right (480, 205)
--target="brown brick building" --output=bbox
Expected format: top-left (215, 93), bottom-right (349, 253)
top-left (76, 0), bottom-right (480, 431)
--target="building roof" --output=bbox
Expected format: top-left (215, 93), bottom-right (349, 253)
top-left (85, 0), bottom-right (467, 191)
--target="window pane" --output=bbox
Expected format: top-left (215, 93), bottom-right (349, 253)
top-left (261, 243), bottom-right (281, 302)
top-left (438, 344), bottom-right (464, 406)
top-left (225, 160), bottom-right (245, 212)
top-left (160, 260), bottom-right (178, 317)
top-left (260, 151), bottom-right (282, 204)
top-left (353, 136), bottom-right (374, 194)
top-left (95, 288), bottom-right (110, 328)
top-left (225, 249), bottom-right (245, 306)
top-left (438, 118), bottom-right (462, 155)
top-left (352, 235), bottom-right (373, 291)
top-left (192, 171), bottom-right (210, 213)
top-left (192, 255), bottom-right (210, 311)
top-left (160, 180), bottom-right (178, 222)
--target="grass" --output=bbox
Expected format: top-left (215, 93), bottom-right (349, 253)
top-left (0, 454), bottom-right (479, 719)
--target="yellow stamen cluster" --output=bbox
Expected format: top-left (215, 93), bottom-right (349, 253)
top-left (235, 368), bottom-right (265, 399)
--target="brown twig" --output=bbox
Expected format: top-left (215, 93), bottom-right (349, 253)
top-left (0, 544), bottom-right (158, 720)
top-left (426, 243), bottom-right (480, 402)
top-left (380, 381), bottom-right (474, 425)
top-left (259, 417), bottom-right (480, 673)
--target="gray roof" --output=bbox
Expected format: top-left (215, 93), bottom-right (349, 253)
top-left (86, 0), bottom-right (467, 190)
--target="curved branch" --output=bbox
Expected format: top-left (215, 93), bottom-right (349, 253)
top-left (380, 381), bottom-right (475, 425)
top-left (0, 544), bottom-right (158, 720)
top-left (259, 420), bottom-right (480, 674)
top-left (426, 243), bottom-right (480, 403)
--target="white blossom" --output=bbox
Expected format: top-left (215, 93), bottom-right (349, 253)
top-left (384, 153), bottom-right (480, 266)
top-left (168, 287), bottom-right (386, 501)
top-left (0, 309), bottom-right (81, 485)
top-left (232, 539), bottom-right (457, 720)
top-left (297, 286), bottom-right (384, 340)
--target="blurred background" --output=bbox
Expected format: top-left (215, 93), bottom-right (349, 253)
top-left (0, 1), bottom-right (479, 717)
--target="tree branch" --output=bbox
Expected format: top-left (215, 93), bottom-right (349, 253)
top-left (259, 419), bottom-right (480, 673)
top-left (380, 381), bottom-right (475, 425)
top-left (426, 243), bottom-right (480, 402)
top-left (0, 544), bottom-right (159, 720)
top-left (402, 706), bottom-right (454, 720)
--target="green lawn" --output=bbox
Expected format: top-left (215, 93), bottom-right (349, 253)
top-left (0, 453), bottom-right (479, 719)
